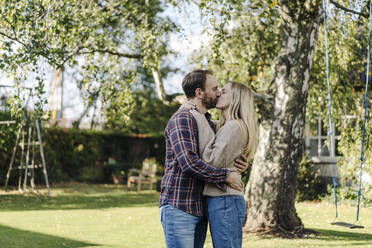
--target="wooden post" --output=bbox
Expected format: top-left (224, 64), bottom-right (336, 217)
top-left (35, 120), bottom-right (50, 197)
top-left (23, 126), bottom-right (32, 191)
top-left (5, 124), bottom-right (22, 189)
top-left (30, 137), bottom-right (36, 191)
top-left (18, 131), bottom-right (25, 191)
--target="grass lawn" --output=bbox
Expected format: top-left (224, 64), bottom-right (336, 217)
top-left (0, 183), bottom-right (371, 248)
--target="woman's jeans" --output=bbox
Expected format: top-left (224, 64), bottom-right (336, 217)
top-left (207, 195), bottom-right (246, 248)
top-left (160, 204), bottom-right (207, 248)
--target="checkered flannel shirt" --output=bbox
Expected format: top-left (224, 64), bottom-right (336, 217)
top-left (159, 106), bottom-right (229, 216)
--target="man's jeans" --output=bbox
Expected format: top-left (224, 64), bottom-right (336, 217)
top-left (207, 195), bottom-right (246, 248)
top-left (160, 204), bottom-right (207, 248)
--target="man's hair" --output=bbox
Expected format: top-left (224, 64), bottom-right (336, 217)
top-left (182, 69), bottom-right (214, 98)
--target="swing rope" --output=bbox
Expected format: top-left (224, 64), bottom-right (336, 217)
top-left (322, 0), bottom-right (339, 218)
top-left (356, 0), bottom-right (372, 223)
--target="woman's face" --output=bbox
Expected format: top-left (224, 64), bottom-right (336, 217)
top-left (216, 83), bottom-right (232, 110)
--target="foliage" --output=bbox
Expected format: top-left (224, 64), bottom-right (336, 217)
top-left (307, 1), bottom-right (369, 126)
top-left (322, 183), bottom-right (372, 208)
top-left (105, 88), bottom-right (181, 135)
top-left (44, 128), bottom-right (103, 183)
top-left (0, 111), bottom-right (17, 149)
top-left (308, 1), bottom-right (372, 201)
top-left (0, 0), bottom-right (177, 123)
top-left (0, 118), bottom-right (165, 185)
top-left (191, 0), bottom-right (285, 127)
top-left (296, 156), bottom-right (328, 201)
top-left (193, 0), bottom-right (370, 132)
top-left (193, 0), bottom-right (281, 91)
top-left (0, 111), bottom-right (18, 181)
top-left (193, 0), bottom-right (371, 196)
top-left (333, 114), bottom-right (372, 204)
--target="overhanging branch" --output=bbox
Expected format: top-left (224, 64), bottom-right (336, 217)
top-left (0, 31), bottom-right (26, 47)
top-left (253, 92), bottom-right (275, 105)
top-left (88, 48), bottom-right (143, 59)
top-left (61, 47), bottom-right (144, 68)
top-left (330, 0), bottom-right (369, 18)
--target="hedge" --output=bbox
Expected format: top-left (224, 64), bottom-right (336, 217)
top-left (0, 122), bottom-right (165, 186)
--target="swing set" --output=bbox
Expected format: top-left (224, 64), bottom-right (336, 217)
top-left (322, 0), bottom-right (371, 229)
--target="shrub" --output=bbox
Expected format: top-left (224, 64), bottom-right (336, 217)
top-left (297, 156), bottom-right (328, 201)
top-left (0, 122), bottom-right (165, 185)
top-left (335, 117), bottom-right (372, 205)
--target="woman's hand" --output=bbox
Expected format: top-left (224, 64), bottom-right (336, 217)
top-left (233, 154), bottom-right (251, 173)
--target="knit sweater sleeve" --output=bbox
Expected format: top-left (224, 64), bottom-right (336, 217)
top-left (201, 120), bottom-right (247, 168)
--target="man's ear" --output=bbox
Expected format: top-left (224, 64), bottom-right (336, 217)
top-left (195, 88), bottom-right (203, 98)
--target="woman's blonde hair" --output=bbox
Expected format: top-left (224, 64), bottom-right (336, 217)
top-left (217, 81), bottom-right (258, 160)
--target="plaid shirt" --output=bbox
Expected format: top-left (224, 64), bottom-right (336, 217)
top-left (159, 103), bottom-right (229, 216)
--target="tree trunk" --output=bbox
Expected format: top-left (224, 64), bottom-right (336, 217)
top-left (152, 67), bottom-right (167, 102)
top-left (244, 1), bottom-right (322, 236)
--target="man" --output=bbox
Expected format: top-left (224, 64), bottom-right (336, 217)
top-left (159, 69), bottom-right (249, 248)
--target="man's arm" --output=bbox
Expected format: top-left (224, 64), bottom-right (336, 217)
top-left (168, 111), bottom-right (231, 184)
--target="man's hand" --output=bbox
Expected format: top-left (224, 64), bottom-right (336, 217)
top-left (226, 171), bottom-right (243, 191)
top-left (233, 154), bottom-right (251, 173)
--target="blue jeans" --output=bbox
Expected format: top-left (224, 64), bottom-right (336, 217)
top-left (207, 195), bottom-right (246, 248)
top-left (160, 204), bottom-right (207, 248)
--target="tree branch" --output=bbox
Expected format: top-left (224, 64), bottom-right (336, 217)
top-left (86, 48), bottom-right (143, 59)
top-left (330, 0), bottom-right (369, 18)
top-left (61, 46), bottom-right (143, 68)
top-left (253, 92), bottom-right (274, 105)
top-left (0, 31), bottom-right (26, 46)
top-left (0, 12), bottom-right (21, 43)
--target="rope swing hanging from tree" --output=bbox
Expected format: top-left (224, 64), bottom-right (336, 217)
top-left (322, 0), bottom-right (371, 229)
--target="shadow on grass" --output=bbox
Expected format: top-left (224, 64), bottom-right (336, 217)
top-left (0, 190), bottom-right (159, 211)
top-left (0, 224), bottom-right (98, 248)
top-left (312, 228), bottom-right (372, 246)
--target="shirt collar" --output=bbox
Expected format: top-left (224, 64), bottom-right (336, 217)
top-left (204, 112), bottom-right (212, 122)
top-left (181, 101), bottom-right (198, 110)
top-left (181, 100), bottom-right (212, 120)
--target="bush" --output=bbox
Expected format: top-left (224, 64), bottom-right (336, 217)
top-left (322, 181), bottom-right (372, 207)
top-left (0, 122), bottom-right (165, 185)
top-left (335, 117), bottom-right (372, 205)
top-left (297, 156), bottom-right (328, 201)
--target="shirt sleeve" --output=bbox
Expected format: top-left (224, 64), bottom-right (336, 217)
top-left (202, 121), bottom-right (246, 168)
top-left (168, 111), bottom-right (230, 183)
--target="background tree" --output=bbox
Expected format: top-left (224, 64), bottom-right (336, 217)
top-left (196, 0), bottom-right (371, 236)
top-left (0, 0), bottom-right (177, 123)
top-left (104, 68), bottom-right (182, 135)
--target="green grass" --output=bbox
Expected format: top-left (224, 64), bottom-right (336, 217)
top-left (0, 184), bottom-right (371, 248)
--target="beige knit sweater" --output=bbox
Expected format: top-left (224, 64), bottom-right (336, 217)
top-left (185, 102), bottom-right (247, 197)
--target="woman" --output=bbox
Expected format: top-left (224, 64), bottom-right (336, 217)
top-left (201, 81), bottom-right (258, 248)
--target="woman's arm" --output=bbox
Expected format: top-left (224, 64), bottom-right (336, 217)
top-left (202, 120), bottom-right (247, 168)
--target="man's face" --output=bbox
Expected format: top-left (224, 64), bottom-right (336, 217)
top-left (201, 74), bottom-right (221, 109)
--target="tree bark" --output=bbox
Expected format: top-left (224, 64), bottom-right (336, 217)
top-left (244, 1), bottom-right (322, 236)
top-left (152, 67), bottom-right (167, 102)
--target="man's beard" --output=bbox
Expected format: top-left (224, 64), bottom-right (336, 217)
top-left (202, 94), bottom-right (218, 109)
